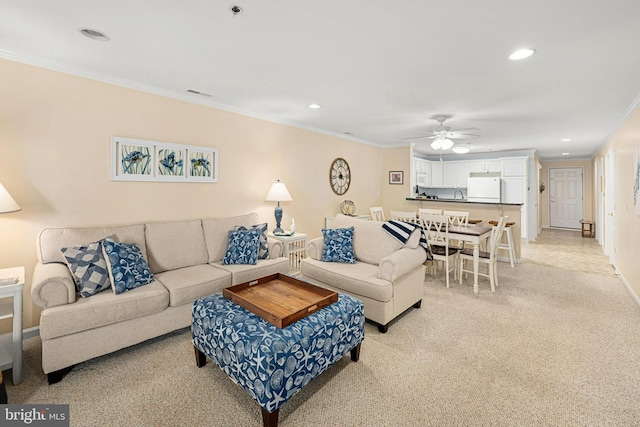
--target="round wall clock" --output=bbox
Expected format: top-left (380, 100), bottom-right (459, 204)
top-left (330, 158), bottom-right (351, 195)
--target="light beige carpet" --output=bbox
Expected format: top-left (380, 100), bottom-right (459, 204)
top-left (7, 263), bottom-right (640, 426)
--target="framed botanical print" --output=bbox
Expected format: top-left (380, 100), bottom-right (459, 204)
top-left (111, 136), bottom-right (218, 183)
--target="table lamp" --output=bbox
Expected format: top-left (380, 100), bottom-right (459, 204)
top-left (265, 180), bottom-right (292, 234)
top-left (0, 182), bottom-right (21, 214)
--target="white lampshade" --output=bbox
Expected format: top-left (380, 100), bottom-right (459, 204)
top-left (430, 138), bottom-right (454, 151)
top-left (265, 180), bottom-right (293, 202)
top-left (0, 182), bottom-right (21, 214)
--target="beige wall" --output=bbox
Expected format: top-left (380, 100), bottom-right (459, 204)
top-left (0, 58), bottom-right (385, 329)
top-left (594, 106), bottom-right (640, 300)
top-left (539, 159), bottom-right (594, 228)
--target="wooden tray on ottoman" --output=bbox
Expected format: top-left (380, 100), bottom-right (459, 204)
top-left (222, 273), bottom-right (338, 328)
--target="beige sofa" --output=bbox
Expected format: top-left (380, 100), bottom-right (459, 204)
top-left (300, 214), bottom-right (427, 333)
top-left (31, 213), bottom-right (289, 383)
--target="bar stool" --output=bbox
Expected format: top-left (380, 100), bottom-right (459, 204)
top-left (488, 220), bottom-right (516, 268)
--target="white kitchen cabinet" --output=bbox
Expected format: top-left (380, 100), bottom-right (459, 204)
top-left (414, 159), bottom-right (432, 187)
top-left (485, 160), bottom-right (503, 173)
top-left (502, 157), bottom-right (528, 176)
top-left (443, 163), bottom-right (457, 187)
top-left (431, 162), bottom-right (443, 187)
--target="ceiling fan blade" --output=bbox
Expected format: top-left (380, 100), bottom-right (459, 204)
top-left (448, 133), bottom-right (481, 139)
top-left (401, 135), bottom-right (430, 141)
top-left (449, 127), bottom-right (480, 133)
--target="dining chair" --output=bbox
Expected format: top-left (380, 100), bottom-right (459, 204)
top-left (418, 208), bottom-right (442, 216)
top-left (443, 210), bottom-right (469, 226)
top-left (420, 213), bottom-right (459, 288)
top-left (390, 210), bottom-right (419, 224)
top-left (444, 209), bottom-right (470, 257)
top-left (458, 215), bottom-right (508, 292)
top-left (369, 206), bottom-right (385, 221)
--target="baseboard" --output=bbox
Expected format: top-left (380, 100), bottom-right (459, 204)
top-left (23, 326), bottom-right (40, 339)
top-left (617, 269), bottom-right (640, 309)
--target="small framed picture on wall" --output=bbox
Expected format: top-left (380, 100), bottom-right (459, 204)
top-left (389, 171), bottom-right (403, 185)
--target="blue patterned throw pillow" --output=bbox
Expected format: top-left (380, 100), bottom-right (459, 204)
top-left (102, 238), bottom-right (154, 295)
top-left (321, 226), bottom-right (356, 263)
top-left (223, 228), bottom-right (261, 265)
top-left (234, 223), bottom-right (269, 259)
top-left (61, 239), bottom-right (111, 298)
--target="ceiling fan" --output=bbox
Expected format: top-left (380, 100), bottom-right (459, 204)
top-left (402, 114), bottom-right (480, 153)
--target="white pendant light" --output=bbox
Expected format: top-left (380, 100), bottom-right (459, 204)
top-left (430, 139), bottom-right (443, 150)
top-left (452, 145), bottom-right (471, 154)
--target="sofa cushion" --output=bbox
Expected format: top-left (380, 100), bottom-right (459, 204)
top-left (223, 228), bottom-right (261, 265)
top-left (102, 238), bottom-right (155, 294)
top-left (38, 224), bottom-right (147, 264)
top-left (321, 227), bottom-right (356, 263)
top-left (61, 239), bottom-right (111, 298)
top-left (39, 280), bottom-right (169, 340)
top-left (300, 258), bottom-right (392, 302)
top-left (153, 264), bottom-right (231, 307)
top-left (332, 214), bottom-right (406, 265)
top-left (235, 223), bottom-right (269, 259)
top-left (214, 257), bottom-right (290, 285)
top-left (145, 219), bottom-right (208, 273)
top-left (202, 213), bottom-right (261, 263)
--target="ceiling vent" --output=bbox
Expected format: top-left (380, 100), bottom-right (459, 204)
top-left (78, 28), bottom-right (110, 42)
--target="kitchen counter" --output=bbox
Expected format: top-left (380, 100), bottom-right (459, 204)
top-left (406, 197), bottom-right (523, 206)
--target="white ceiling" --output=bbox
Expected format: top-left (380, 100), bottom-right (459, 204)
top-left (2, 0), bottom-right (640, 160)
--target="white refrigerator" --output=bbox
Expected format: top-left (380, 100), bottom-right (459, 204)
top-left (467, 176), bottom-right (501, 203)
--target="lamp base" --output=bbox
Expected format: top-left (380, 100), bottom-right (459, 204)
top-left (273, 204), bottom-right (284, 234)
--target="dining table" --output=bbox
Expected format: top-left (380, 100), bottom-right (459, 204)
top-left (447, 224), bottom-right (493, 294)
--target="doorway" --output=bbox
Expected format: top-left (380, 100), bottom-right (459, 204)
top-left (549, 167), bottom-right (584, 229)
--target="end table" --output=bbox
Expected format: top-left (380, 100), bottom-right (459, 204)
top-left (0, 266), bottom-right (24, 385)
top-left (268, 232), bottom-right (307, 270)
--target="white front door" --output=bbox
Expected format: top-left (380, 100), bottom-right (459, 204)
top-left (549, 167), bottom-right (583, 229)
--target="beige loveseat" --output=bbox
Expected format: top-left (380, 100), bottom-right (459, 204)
top-left (300, 214), bottom-right (427, 333)
top-left (31, 213), bottom-right (289, 383)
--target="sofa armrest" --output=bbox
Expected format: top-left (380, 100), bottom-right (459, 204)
top-left (267, 237), bottom-right (283, 258)
top-left (31, 263), bottom-right (77, 309)
top-left (307, 237), bottom-right (324, 260)
top-left (379, 248), bottom-right (427, 282)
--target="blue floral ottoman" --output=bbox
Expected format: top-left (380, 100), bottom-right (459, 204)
top-left (192, 292), bottom-right (365, 427)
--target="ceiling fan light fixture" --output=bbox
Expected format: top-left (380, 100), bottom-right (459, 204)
top-left (452, 145), bottom-right (471, 154)
top-left (430, 139), bottom-right (443, 150)
top-left (441, 138), bottom-right (454, 150)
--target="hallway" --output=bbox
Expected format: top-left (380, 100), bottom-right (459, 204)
top-left (521, 228), bottom-right (616, 276)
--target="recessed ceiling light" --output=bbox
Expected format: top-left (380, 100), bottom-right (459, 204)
top-left (78, 27), bottom-right (110, 42)
top-left (308, 104), bottom-right (321, 109)
top-left (452, 145), bottom-right (471, 154)
top-left (561, 138), bottom-right (573, 142)
top-left (509, 48), bottom-right (536, 60)
top-left (562, 152), bottom-right (570, 156)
